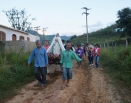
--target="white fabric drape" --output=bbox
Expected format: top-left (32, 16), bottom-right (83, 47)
top-left (47, 36), bottom-right (65, 55)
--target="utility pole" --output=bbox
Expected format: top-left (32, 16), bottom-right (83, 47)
top-left (82, 7), bottom-right (91, 43)
top-left (43, 27), bottom-right (48, 41)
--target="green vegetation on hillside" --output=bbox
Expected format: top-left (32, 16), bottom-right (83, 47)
top-left (72, 24), bottom-right (121, 45)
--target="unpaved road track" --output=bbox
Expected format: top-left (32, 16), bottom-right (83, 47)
top-left (7, 61), bottom-right (122, 103)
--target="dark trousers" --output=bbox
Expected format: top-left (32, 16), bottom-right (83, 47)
top-left (88, 56), bottom-right (93, 64)
top-left (34, 67), bottom-right (47, 84)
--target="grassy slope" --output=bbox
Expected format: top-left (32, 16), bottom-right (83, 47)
top-left (71, 24), bottom-right (124, 45)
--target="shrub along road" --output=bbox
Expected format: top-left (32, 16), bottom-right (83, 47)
top-left (6, 60), bottom-right (128, 103)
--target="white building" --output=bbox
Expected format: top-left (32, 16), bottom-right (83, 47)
top-left (0, 24), bottom-right (40, 42)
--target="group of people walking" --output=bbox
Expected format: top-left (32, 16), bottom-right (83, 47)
top-left (75, 43), bottom-right (101, 69)
top-left (27, 34), bottom-right (100, 89)
top-left (85, 43), bottom-right (101, 69)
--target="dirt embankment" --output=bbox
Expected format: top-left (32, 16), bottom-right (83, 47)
top-left (7, 61), bottom-right (122, 103)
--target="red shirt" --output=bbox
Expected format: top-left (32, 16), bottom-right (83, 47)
top-left (93, 47), bottom-right (100, 56)
top-left (44, 46), bottom-right (49, 50)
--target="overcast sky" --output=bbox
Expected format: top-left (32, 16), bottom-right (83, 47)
top-left (0, 0), bottom-right (131, 36)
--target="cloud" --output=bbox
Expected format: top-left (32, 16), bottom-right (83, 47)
top-left (82, 21), bottom-right (115, 33)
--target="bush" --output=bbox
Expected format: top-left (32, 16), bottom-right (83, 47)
top-left (0, 51), bottom-right (35, 101)
top-left (5, 52), bottom-right (30, 65)
top-left (100, 47), bottom-right (131, 88)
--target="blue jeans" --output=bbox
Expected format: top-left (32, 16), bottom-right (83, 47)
top-left (94, 56), bottom-right (100, 68)
top-left (34, 67), bottom-right (47, 84)
top-left (62, 68), bottom-right (72, 80)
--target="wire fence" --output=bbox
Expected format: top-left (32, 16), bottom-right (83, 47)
top-left (100, 38), bottom-right (131, 51)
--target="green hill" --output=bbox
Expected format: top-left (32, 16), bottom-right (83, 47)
top-left (71, 24), bottom-right (123, 45)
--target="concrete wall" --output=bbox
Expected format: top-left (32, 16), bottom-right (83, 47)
top-left (2, 41), bottom-right (36, 53)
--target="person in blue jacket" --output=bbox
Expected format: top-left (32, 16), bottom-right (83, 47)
top-left (28, 40), bottom-right (48, 87)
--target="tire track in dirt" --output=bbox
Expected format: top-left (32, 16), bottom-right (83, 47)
top-left (7, 61), bottom-right (121, 103)
top-left (86, 67), bottom-right (121, 103)
top-left (7, 64), bottom-right (86, 103)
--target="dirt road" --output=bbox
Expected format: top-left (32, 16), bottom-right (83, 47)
top-left (7, 61), bottom-right (121, 103)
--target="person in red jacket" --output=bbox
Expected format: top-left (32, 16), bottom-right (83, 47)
top-left (44, 41), bottom-right (49, 50)
top-left (94, 44), bottom-right (101, 69)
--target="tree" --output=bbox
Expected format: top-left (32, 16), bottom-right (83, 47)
top-left (116, 7), bottom-right (131, 37)
top-left (3, 8), bottom-right (36, 32)
top-left (70, 35), bottom-right (77, 40)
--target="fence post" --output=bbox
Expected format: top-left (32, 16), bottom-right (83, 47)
top-left (126, 39), bottom-right (128, 47)
top-left (100, 44), bottom-right (101, 48)
top-left (104, 43), bottom-right (105, 48)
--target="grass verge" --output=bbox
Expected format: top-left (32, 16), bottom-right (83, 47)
top-left (100, 46), bottom-right (131, 102)
top-left (0, 52), bottom-right (35, 102)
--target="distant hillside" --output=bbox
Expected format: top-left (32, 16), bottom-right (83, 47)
top-left (71, 24), bottom-right (123, 45)
top-left (27, 30), bottom-right (71, 41)
top-left (45, 35), bottom-right (55, 41)
top-left (61, 35), bottom-right (71, 40)
top-left (27, 30), bottom-right (44, 41)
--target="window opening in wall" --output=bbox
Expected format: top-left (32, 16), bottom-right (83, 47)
top-left (12, 34), bottom-right (16, 41)
top-left (0, 31), bottom-right (6, 41)
top-left (27, 37), bottom-right (30, 41)
top-left (19, 36), bottom-right (24, 40)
